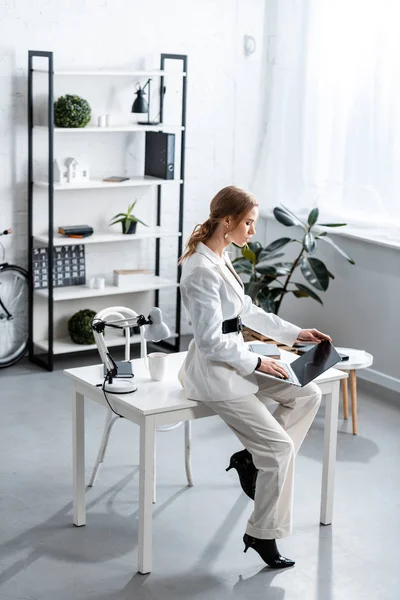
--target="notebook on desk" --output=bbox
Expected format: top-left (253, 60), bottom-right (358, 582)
top-left (255, 340), bottom-right (342, 387)
top-left (249, 342), bottom-right (281, 359)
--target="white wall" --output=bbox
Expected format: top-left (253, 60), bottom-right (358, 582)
top-left (261, 219), bottom-right (400, 392)
top-left (0, 0), bottom-right (266, 336)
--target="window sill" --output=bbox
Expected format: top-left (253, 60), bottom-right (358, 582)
top-left (260, 210), bottom-right (400, 252)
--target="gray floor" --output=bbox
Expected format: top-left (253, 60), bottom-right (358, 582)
top-left (1, 346), bottom-right (399, 600)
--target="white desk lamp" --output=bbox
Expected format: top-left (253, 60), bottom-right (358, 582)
top-left (92, 307), bottom-right (171, 394)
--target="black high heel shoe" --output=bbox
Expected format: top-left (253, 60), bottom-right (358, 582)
top-left (243, 533), bottom-right (295, 569)
top-left (226, 449), bottom-right (258, 500)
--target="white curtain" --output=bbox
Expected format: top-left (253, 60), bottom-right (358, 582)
top-left (252, 0), bottom-right (400, 240)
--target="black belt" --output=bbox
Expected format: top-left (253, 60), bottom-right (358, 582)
top-left (222, 315), bottom-right (243, 334)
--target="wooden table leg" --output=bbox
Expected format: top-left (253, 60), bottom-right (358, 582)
top-left (320, 380), bottom-right (340, 525)
top-left (73, 390), bottom-right (86, 526)
top-left (341, 378), bottom-right (349, 420)
top-left (138, 415), bottom-right (155, 574)
top-left (349, 369), bottom-right (358, 435)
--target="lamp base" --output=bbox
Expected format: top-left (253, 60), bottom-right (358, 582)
top-left (138, 120), bottom-right (160, 126)
top-left (103, 379), bottom-right (137, 393)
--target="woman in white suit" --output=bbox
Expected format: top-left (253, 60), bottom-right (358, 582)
top-left (178, 186), bottom-right (331, 568)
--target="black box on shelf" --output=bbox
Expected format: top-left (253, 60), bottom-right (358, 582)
top-left (32, 244), bottom-right (86, 289)
top-left (145, 131), bottom-right (175, 180)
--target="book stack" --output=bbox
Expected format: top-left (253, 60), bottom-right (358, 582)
top-left (58, 225), bottom-right (93, 238)
top-left (249, 343), bottom-right (281, 359)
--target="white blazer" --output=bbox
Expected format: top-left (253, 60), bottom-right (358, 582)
top-left (178, 242), bottom-right (301, 402)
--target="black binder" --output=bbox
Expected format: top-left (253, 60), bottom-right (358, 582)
top-left (145, 132), bottom-right (175, 180)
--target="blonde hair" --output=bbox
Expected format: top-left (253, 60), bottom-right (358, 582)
top-left (179, 186), bottom-right (258, 264)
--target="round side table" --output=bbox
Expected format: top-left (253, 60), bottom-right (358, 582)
top-left (336, 348), bottom-right (373, 435)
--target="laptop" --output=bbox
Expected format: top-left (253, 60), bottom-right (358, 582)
top-left (251, 340), bottom-right (342, 387)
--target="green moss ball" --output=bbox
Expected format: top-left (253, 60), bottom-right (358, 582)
top-left (68, 309), bottom-right (97, 344)
top-left (54, 94), bottom-right (91, 128)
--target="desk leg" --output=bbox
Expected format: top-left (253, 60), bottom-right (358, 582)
top-left (350, 370), bottom-right (358, 436)
top-left (138, 415), bottom-right (155, 574)
top-left (341, 378), bottom-right (349, 420)
top-left (73, 390), bottom-right (86, 526)
top-left (185, 421), bottom-right (194, 487)
top-left (320, 381), bottom-right (340, 525)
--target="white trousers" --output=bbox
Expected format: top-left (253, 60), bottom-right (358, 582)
top-left (203, 374), bottom-right (322, 539)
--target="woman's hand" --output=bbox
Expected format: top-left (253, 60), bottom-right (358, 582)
top-left (257, 357), bottom-right (289, 379)
top-left (296, 328), bottom-right (332, 343)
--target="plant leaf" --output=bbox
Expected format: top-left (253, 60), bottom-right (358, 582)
top-left (258, 291), bottom-right (278, 313)
top-left (109, 218), bottom-right (125, 225)
top-left (259, 298), bottom-right (274, 313)
top-left (318, 236), bottom-right (355, 264)
top-left (300, 257), bottom-right (330, 291)
top-left (308, 207), bottom-right (319, 227)
top-left (244, 280), bottom-right (262, 299)
top-left (263, 237), bottom-right (295, 255)
top-left (231, 257), bottom-right (253, 274)
top-left (131, 216), bottom-right (148, 227)
top-left (272, 261), bottom-right (293, 271)
top-left (259, 274), bottom-right (278, 284)
top-left (316, 231), bottom-right (328, 237)
top-left (274, 265), bottom-right (292, 276)
top-left (257, 263), bottom-right (291, 277)
top-left (258, 249), bottom-right (285, 262)
top-left (318, 223), bottom-right (347, 227)
top-left (127, 201), bottom-right (137, 217)
top-left (273, 206), bottom-right (305, 228)
top-left (303, 232), bottom-right (318, 254)
top-left (269, 287), bottom-right (287, 299)
top-left (247, 241), bottom-right (263, 258)
top-left (256, 264), bottom-right (278, 277)
top-left (242, 246), bottom-right (256, 264)
top-left (292, 290), bottom-right (309, 298)
top-left (294, 282), bottom-right (323, 305)
top-left (281, 205), bottom-right (308, 229)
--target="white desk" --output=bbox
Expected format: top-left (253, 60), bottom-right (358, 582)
top-left (64, 350), bottom-right (347, 574)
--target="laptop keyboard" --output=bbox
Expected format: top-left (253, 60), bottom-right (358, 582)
top-left (276, 361), bottom-right (300, 385)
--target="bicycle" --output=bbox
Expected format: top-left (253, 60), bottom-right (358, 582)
top-left (0, 229), bottom-right (29, 367)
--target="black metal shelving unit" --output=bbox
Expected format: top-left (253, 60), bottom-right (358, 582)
top-left (28, 51), bottom-right (187, 371)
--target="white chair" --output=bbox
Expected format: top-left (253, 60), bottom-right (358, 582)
top-left (88, 306), bottom-right (193, 499)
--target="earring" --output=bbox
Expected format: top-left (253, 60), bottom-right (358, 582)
top-left (224, 232), bottom-right (229, 239)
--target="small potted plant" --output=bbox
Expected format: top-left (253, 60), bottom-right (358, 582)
top-left (109, 201), bottom-right (148, 234)
top-left (68, 309), bottom-right (96, 344)
top-left (54, 94), bottom-right (91, 128)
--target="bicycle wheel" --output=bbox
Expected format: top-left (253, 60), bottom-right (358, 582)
top-left (0, 264), bottom-right (29, 368)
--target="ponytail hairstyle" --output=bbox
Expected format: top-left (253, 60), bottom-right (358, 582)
top-left (178, 186), bottom-right (258, 264)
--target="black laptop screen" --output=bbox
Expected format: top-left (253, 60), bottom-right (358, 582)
top-left (291, 340), bottom-right (342, 386)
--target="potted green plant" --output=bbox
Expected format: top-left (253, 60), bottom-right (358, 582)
top-left (232, 205), bottom-right (355, 315)
top-left (109, 201), bottom-right (148, 234)
top-left (54, 94), bottom-right (91, 128)
top-left (68, 309), bottom-right (96, 344)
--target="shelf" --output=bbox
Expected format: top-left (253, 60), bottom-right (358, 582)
top-left (29, 51), bottom-right (186, 369)
top-left (34, 276), bottom-right (179, 301)
top-left (33, 69), bottom-right (186, 77)
top-left (33, 227), bottom-right (181, 246)
top-left (34, 176), bottom-right (182, 190)
top-left (35, 332), bottom-right (178, 355)
top-left (34, 125), bottom-right (184, 133)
